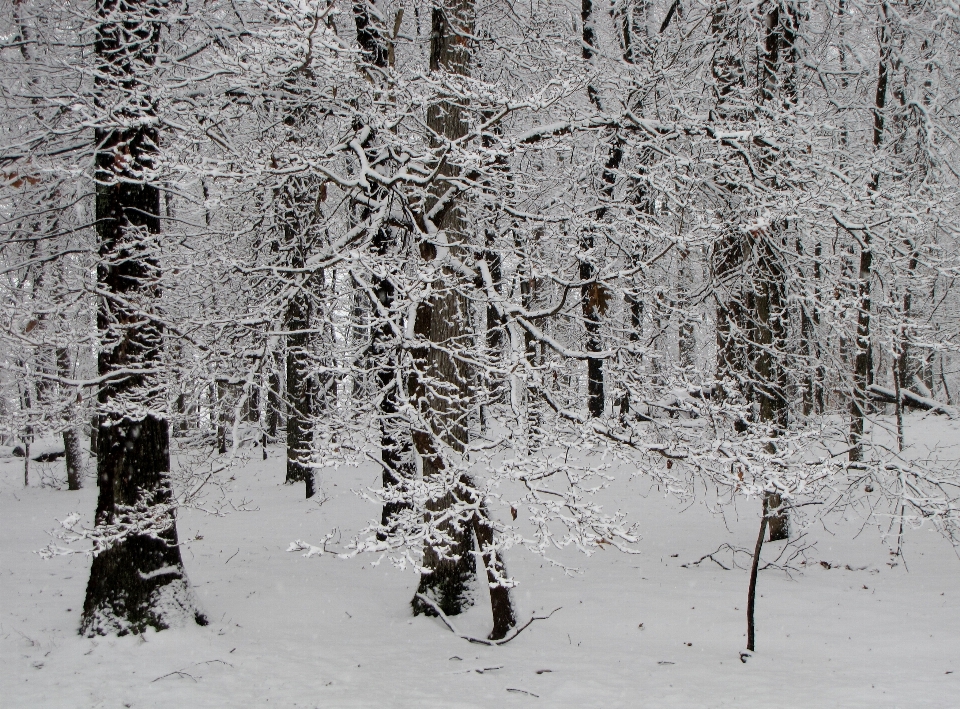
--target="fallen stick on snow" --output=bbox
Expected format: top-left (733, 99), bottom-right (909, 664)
top-left (152, 670), bottom-right (197, 683)
top-left (413, 593), bottom-right (561, 646)
top-left (506, 688), bottom-right (540, 697)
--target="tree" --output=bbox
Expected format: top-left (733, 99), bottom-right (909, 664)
top-left (80, 0), bottom-right (205, 636)
top-left (407, 0), bottom-right (518, 639)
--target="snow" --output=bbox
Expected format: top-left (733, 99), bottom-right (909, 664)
top-left (3, 416), bottom-right (960, 708)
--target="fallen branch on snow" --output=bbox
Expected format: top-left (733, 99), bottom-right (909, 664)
top-left (867, 384), bottom-right (958, 419)
top-left (414, 593), bottom-right (561, 646)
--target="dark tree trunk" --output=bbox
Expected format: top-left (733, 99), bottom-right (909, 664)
top-left (410, 0), bottom-right (517, 639)
top-left (849, 6), bottom-right (890, 462)
top-left (678, 254), bottom-right (697, 369)
top-left (754, 231), bottom-right (790, 542)
top-left (20, 369), bottom-right (33, 487)
top-left (89, 414), bottom-right (99, 457)
top-left (409, 296), bottom-right (477, 620)
top-left (801, 239), bottom-right (825, 416)
top-left (714, 3), bottom-right (797, 540)
top-left (711, 0), bottom-right (750, 402)
top-left (353, 0), bottom-right (416, 535)
top-left (216, 380), bottom-right (228, 455)
top-left (372, 247), bottom-right (415, 532)
top-left (755, 3), bottom-right (798, 542)
top-left (267, 369), bottom-right (281, 440)
top-left (580, 0), bottom-right (613, 419)
top-left (81, 0), bottom-right (203, 636)
top-left (174, 392), bottom-right (186, 436)
top-left (83, 417), bottom-right (205, 635)
top-left (245, 381), bottom-right (260, 423)
top-left (471, 503), bottom-right (516, 640)
top-left (57, 348), bottom-right (83, 490)
top-left (481, 232), bottom-right (505, 429)
top-left (285, 316), bottom-right (314, 496)
top-left (279, 170), bottom-right (317, 498)
top-left (746, 509), bottom-right (768, 652)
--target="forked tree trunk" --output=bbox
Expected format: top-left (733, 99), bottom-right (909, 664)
top-left (81, 0), bottom-right (204, 636)
top-left (409, 0), bottom-right (516, 640)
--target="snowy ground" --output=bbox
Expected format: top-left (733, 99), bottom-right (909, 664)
top-left (3, 415), bottom-right (960, 708)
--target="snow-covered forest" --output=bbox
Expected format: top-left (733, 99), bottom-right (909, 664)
top-left (2, 0), bottom-right (960, 704)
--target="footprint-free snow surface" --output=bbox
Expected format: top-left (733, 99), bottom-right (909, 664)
top-left (3, 416), bottom-right (960, 708)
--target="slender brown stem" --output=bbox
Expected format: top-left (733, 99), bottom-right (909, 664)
top-left (746, 510), bottom-right (768, 652)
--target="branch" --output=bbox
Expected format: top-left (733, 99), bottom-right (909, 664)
top-left (414, 594), bottom-right (561, 646)
top-left (867, 384), bottom-right (958, 418)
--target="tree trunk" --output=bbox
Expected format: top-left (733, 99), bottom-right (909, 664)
top-left (89, 414), bottom-right (99, 457)
top-left (410, 0), bottom-right (516, 639)
top-left (279, 171), bottom-right (317, 497)
top-left (19, 362), bottom-right (33, 487)
top-left (352, 0), bottom-right (417, 536)
top-left (580, 0), bottom-right (614, 419)
top-left (285, 314), bottom-right (315, 497)
top-left (849, 3), bottom-right (891, 462)
top-left (711, 1), bottom-right (750, 403)
top-left (57, 347), bottom-right (82, 490)
top-left (714, 3), bottom-right (796, 540)
top-left (81, 0), bottom-right (204, 636)
top-left (756, 3), bottom-right (798, 542)
top-left (746, 509), bottom-right (768, 652)
top-left (267, 369), bottom-right (281, 441)
top-left (678, 253), bottom-right (697, 369)
top-left (216, 380), bottom-right (228, 455)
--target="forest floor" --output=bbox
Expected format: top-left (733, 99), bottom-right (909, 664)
top-left (2, 413), bottom-right (960, 708)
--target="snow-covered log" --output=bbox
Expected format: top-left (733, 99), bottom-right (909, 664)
top-left (867, 385), bottom-right (958, 419)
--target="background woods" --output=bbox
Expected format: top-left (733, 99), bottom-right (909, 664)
top-left (3, 0), bottom-right (960, 679)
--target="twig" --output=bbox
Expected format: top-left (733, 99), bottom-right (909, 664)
top-left (14, 628), bottom-right (38, 647)
top-left (506, 688), bottom-right (539, 697)
top-left (682, 542), bottom-right (750, 570)
top-left (414, 594), bottom-right (561, 646)
top-left (197, 659), bottom-right (234, 668)
top-left (152, 670), bottom-right (197, 682)
top-left (683, 552), bottom-right (731, 570)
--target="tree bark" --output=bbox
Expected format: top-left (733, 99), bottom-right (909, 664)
top-left (280, 173), bottom-right (317, 497)
top-left (57, 347), bottom-right (82, 490)
top-left (90, 414), bottom-right (99, 457)
top-left (409, 0), bottom-right (517, 639)
top-left (746, 509), bottom-right (768, 652)
top-left (580, 0), bottom-right (613, 419)
top-left (81, 0), bottom-right (204, 636)
top-left (849, 3), bottom-right (892, 462)
top-left (285, 313), bottom-right (315, 496)
top-left (711, 1), bottom-right (750, 401)
top-left (353, 0), bottom-right (417, 536)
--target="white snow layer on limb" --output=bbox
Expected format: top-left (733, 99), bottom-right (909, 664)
top-left (867, 385), bottom-right (959, 419)
top-left (37, 501), bottom-right (178, 560)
